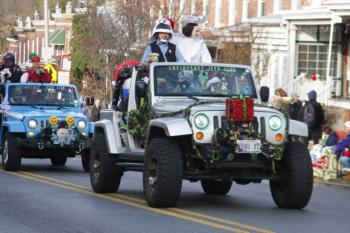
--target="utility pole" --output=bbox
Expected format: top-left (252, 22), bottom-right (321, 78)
top-left (43, 0), bottom-right (51, 62)
top-left (44, 0), bottom-right (49, 49)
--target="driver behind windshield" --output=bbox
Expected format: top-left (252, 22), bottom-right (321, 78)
top-left (175, 70), bottom-right (196, 93)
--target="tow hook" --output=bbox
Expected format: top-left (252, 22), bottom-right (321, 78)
top-left (38, 142), bottom-right (44, 150)
top-left (78, 143), bottom-right (85, 152)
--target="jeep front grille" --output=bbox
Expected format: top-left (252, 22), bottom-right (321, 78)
top-left (260, 117), bottom-right (266, 139)
top-left (212, 115), bottom-right (265, 138)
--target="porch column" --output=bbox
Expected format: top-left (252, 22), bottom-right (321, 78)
top-left (214, 0), bottom-right (222, 28)
top-left (288, 23), bottom-right (297, 94)
top-left (228, 0), bottom-right (236, 26)
top-left (179, 0), bottom-right (185, 30)
top-left (291, 0), bottom-right (300, 10)
top-left (242, 0), bottom-right (249, 22)
top-left (191, 0), bottom-right (195, 15)
top-left (326, 13), bottom-right (335, 104)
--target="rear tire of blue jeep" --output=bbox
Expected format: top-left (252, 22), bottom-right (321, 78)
top-left (270, 141), bottom-right (313, 209)
top-left (50, 156), bottom-right (67, 166)
top-left (143, 138), bottom-right (183, 207)
top-left (201, 180), bottom-right (232, 195)
top-left (90, 132), bottom-right (122, 193)
top-left (2, 132), bottom-right (21, 171)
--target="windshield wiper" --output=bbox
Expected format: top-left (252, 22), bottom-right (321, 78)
top-left (184, 95), bottom-right (200, 101)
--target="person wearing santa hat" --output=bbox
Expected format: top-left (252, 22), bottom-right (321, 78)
top-left (20, 56), bottom-right (52, 83)
top-left (141, 18), bottom-right (184, 64)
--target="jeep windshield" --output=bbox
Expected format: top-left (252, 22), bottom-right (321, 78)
top-left (153, 64), bottom-right (257, 98)
top-left (8, 84), bottom-right (78, 107)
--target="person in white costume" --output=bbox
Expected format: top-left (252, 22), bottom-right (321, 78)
top-left (177, 23), bottom-right (212, 63)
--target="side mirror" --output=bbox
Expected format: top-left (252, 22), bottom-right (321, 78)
top-left (136, 81), bottom-right (147, 98)
top-left (118, 67), bottom-right (133, 81)
top-left (84, 96), bottom-right (95, 106)
top-left (260, 86), bottom-right (269, 103)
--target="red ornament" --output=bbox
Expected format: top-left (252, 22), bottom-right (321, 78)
top-left (225, 97), bottom-right (254, 122)
top-left (311, 74), bottom-right (317, 81)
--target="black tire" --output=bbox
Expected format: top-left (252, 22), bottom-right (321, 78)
top-left (81, 149), bottom-right (90, 172)
top-left (143, 138), bottom-right (183, 207)
top-left (89, 132), bottom-right (122, 193)
top-left (2, 132), bottom-right (21, 171)
top-left (270, 141), bottom-right (313, 209)
top-left (201, 180), bottom-right (232, 195)
top-left (50, 155), bottom-right (68, 166)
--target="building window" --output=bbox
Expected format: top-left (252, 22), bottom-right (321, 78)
top-left (258, 0), bottom-right (265, 17)
top-left (297, 43), bottom-right (340, 80)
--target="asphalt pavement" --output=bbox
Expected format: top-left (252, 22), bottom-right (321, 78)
top-left (0, 158), bottom-right (349, 233)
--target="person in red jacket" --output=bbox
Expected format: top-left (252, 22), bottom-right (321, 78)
top-left (20, 56), bottom-right (52, 83)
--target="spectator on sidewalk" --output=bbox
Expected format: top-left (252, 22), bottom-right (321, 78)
top-left (302, 90), bottom-right (324, 145)
top-left (335, 121), bottom-right (350, 170)
top-left (323, 125), bottom-right (339, 147)
top-left (271, 88), bottom-right (290, 113)
top-left (289, 93), bottom-right (303, 121)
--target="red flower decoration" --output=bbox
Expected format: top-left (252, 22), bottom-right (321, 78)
top-left (311, 74), bottom-right (317, 81)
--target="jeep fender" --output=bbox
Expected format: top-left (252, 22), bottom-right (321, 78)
top-left (147, 117), bottom-right (192, 139)
top-left (88, 122), bottom-right (95, 134)
top-left (94, 119), bottom-right (125, 154)
top-left (1, 122), bottom-right (25, 133)
top-left (288, 119), bottom-right (308, 137)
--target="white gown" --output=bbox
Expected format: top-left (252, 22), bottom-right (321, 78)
top-left (177, 37), bottom-right (212, 63)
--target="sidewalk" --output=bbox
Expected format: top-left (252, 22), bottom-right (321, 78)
top-left (314, 173), bottom-right (350, 190)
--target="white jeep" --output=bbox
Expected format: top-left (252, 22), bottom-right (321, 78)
top-left (89, 63), bottom-right (312, 209)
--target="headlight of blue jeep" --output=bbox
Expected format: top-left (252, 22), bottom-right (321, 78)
top-left (77, 120), bottom-right (87, 130)
top-left (28, 119), bottom-right (38, 129)
top-left (194, 113), bottom-right (209, 130)
top-left (269, 115), bottom-right (282, 131)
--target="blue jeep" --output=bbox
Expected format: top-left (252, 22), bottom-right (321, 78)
top-left (0, 83), bottom-right (94, 171)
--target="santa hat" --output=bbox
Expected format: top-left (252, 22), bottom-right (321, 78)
top-left (31, 56), bottom-right (41, 63)
top-left (164, 17), bottom-right (175, 30)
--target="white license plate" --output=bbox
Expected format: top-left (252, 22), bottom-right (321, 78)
top-left (236, 140), bottom-right (261, 153)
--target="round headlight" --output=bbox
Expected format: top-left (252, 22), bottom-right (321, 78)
top-left (77, 120), bottom-right (87, 130)
top-left (28, 119), bottom-right (38, 129)
top-left (194, 113), bottom-right (209, 130)
top-left (269, 115), bottom-right (282, 131)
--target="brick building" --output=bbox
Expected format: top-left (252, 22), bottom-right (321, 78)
top-left (6, 1), bottom-right (87, 67)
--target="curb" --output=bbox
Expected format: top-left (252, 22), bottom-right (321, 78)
top-left (314, 180), bottom-right (350, 190)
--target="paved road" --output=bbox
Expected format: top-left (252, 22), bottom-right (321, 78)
top-left (0, 158), bottom-right (349, 233)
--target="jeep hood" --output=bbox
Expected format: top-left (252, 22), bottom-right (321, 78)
top-left (153, 100), bottom-right (282, 116)
top-left (6, 108), bottom-right (85, 120)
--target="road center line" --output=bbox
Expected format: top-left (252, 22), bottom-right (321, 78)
top-left (1, 169), bottom-right (249, 233)
top-left (10, 170), bottom-right (273, 233)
